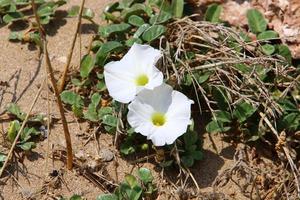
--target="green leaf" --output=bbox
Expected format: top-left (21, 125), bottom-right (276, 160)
top-left (6, 103), bottom-right (25, 120)
top-left (204, 4), bottom-right (222, 23)
top-left (261, 44), bottom-right (275, 55)
top-left (20, 127), bottom-right (37, 142)
top-left (206, 120), bottom-right (230, 133)
top-left (3, 12), bottom-right (24, 23)
top-left (125, 174), bottom-right (139, 188)
top-left (0, 153), bottom-right (6, 167)
top-left (96, 194), bottom-right (118, 200)
top-left (102, 115), bottom-right (118, 127)
top-left (72, 105), bottom-right (83, 118)
top-left (149, 11), bottom-right (172, 24)
top-left (184, 131), bottom-right (198, 146)
top-left (80, 54), bottom-right (95, 78)
top-left (95, 41), bottom-right (123, 66)
top-left (96, 81), bottom-right (106, 92)
top-left (121, 3), bottom-right (152, 20)
top-left (0, 0), bottom-right (11, 7)
top-left (120, 142), bottom-right (136, 155)
top-left (83, 8), bottom-right (94, 20)
top-left (181, 155), bottom-right (194, 167)
top-left (84, 93), bottom-right (101, 122)
top-left (191, 150), bottom-right (203, 160)
top-left (278, 112), bottom-right (300, 131)
top-left (104, 2), bottom-right (120, 13)
top-left (128, 15), bottom-right (144, 27)
top-left (215, 110), bottom-right (231, 123)
top-left (98, 107), bottom-right (113, 119)
top-left (138, 168), bottom-right (154, 184)
top-left (279, 99), bottom-right (298, 112)
top-left (118, 0), bottom-right (136, 9)
top-left (7, 120), bottom-right (20, 142)
top-left (91, 40), bottom-right (102, 52)
top-left (233, 63), bottom-right (251, 73)
top-left (37, 6), bottom-right (54, 17)
top-left (257, 30), bottom-right (278, 40)
top-left (70, 195), bottom-right (82, 200)
top-left (246, 9), bottom-right (267, 33)
top-left (125, 37), bottom-right (142, 46)
top-left (276, 44), bottom-right (292, 64)
top-left (142, 25), bottom-right (166, 42)
top-left (171, 0), bottom-right (184, 18)
top-left (99, 23), bottom-right (131, 37)
top-left (240, 32), bottom-right (252, 42)
top-left (9, 31), bottom-right (23, 41)
top-left (195, 72), bottom-right (211, 84)
top-left (60, 91), bottom-right (84, 107)
top-left (133, 23), bottom-right (150, 38)
top-left (67, 5), bottom-right (80, 17)
top-left (233, 101), bottom-right (256, 123)
top-left (39, 15), bottom-right (51, 25)
top-left (149, 0), bottom-right (172, 13)
top-left (182, 73), bottom-right (192, 86)
top-left (18, 141), bottom-right (36, 151)
top-left (212, 86), bottom-right (230, 110)
top-left (91, 93), bottom-right (101, 105)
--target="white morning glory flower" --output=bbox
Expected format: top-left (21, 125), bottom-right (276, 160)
top-left (127, 83), bottom-right (194, 146)
top-left (104, 43), bottom-right (163, 103)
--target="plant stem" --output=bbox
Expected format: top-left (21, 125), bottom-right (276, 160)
top-left (31, 0), bottom-right (73, 169)
top-left (57, 0), bottom-right (86, 93)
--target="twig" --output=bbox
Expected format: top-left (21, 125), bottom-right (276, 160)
top-left (57, 0), bottom-right (86, 93)
top-left (0, 80), bottom-right (44, 178)
top-left (259, 112), bottom-right (300, 198)
top-left (31, 0), bottom-right (73, 169)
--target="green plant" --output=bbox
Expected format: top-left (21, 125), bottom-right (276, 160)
top-left (59, 194), bottom-right (83, 200)
top-left (97, 167), bottom-right (157, 200)
top-left (1, 0), bottom-right (67, 45)
top-left (0, 153), bottom-right (6, 168)
top-left (5, 103), bottom-right (45, 151)
top-left (246, 8), bottom-right (292, 61)
top-left (180, 124), bottom-right (203, 167)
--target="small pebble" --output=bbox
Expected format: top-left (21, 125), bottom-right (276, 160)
top-left (99, 148), bottom-right (114, 162)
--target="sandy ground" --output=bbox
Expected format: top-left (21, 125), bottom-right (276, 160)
top-left (0, 1), bottom-right (246, 199)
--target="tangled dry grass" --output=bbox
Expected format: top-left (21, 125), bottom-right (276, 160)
top-left (160, 17), bottom-right (300, 199)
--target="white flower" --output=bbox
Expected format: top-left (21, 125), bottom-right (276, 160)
top-left (104, 43), bottom-right (163, 103)
top-left (127, 83), bottom-right (194, 146)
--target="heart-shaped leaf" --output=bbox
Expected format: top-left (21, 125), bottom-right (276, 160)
top-left (247, 9), bottom-right (267, 33)
top-left (99, 23), bottom-right (131, 37)
top-left (142, 24), bottom-right (166, 42)
top-left (257, 30), bottom-right (278, 40)
top-left (80, 54), bottom-right (95, 78)
top-left (128, 15), bottom-right (144, 27)
top-left (204, 4), bottom-right (222, 23)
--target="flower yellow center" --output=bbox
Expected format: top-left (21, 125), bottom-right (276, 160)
top-left (151, 112), bottom-right (166, 126)
top-left (136, 74), bottom-right (149, 86)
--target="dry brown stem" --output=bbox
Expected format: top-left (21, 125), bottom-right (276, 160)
top-left (31, 0), bottom-right (73, 169)
top-left (57, 0), bottom-right (86, 93)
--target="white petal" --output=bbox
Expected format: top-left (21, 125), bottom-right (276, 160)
top-left (123, 43), bottom-right (162, 71)
top-left (143, 66), bottom-right (163, 91)
top-left (149, 119), bottom-right (191, 146)
top-left (136, 83), bottom-right (173, 113)
top-left (127, 100), bottom-right (156, 137)
top-left (150, 90), bottom-right (193, 146)
top-left (166, 91), bottom-right (194, 120)
top-left (104, 61), bottom-right (137, 103)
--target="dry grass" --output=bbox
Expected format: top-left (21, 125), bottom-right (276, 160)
top-left (160, 16), bottom-right (300, 199)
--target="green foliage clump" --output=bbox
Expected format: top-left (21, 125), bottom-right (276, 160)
top-left (5, 103), bottom-right (46, 151)
top-left (1, 0), bottom-right (67, 45)
top-left (97, 167), bottom-right (157, 200)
